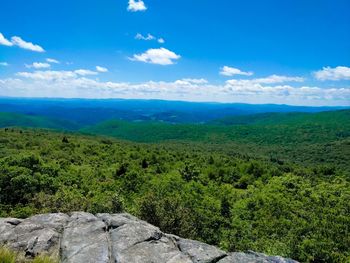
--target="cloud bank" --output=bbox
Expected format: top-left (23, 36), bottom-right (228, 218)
top-left (1, 69), bottom-right (348, 106)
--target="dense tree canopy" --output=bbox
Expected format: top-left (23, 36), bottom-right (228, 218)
top-left (0, 128), bottom-right (349, 262)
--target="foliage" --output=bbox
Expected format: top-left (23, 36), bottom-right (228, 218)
top-left (0, 124), bottom-right (349, 262)
top-left (81, 110), bottom-right (350, 174)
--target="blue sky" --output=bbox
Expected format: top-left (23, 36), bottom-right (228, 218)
top-left (0, 0), bottom-right (349, 105)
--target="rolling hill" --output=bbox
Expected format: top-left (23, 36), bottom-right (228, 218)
top-left (0, 97), bottom-right (346, 124)
top-left (0, 112), bottom-right (80, 130)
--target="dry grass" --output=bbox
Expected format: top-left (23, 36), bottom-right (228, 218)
top-left (0, 247), bottom-right (16, 263)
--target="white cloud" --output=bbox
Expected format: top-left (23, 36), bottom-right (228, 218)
top-left (16, 70), bottom-right (77, 80)
top-left (220, 66), bottom-right (253, 77)
top-left (135, 33), bottom-right (165, 44)
top-left (46, 58), bottom-right (60, 64)
top-left (0, 33), bottom-right (44, 52)
top-left (0, 33), bottom-right (13, 46)
top-left (26, 62), bottom-right (51, 69)
top-left (135, 33), bottom-right (155, 41)
top-left (96, 66), bottom-right (108, 73)
top-left (16, 69), bottom-right (98, 80)
top-left (74, 69), bottom-right (98, 76)
top-left (254, 75), bottom-right (304, 84)
top-left (127, 0), bottom-right (147, 12)
top-left (11, 36), bottom-right (45, 52)
top-left (0, 62), bottom-right (9, 66)
top-left (131, 48), bottom-right (181, 65)
top-left (226, 75), bottom-right (304, 86)
top-left (314, 66), bottom-right (350, 81)
top-left (223, 81), bottom-right (349, 104)
top-left (175, 78), bottom-right (208, 85)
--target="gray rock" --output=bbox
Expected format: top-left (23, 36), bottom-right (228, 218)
top-left (104, 213), bottom-right (189, 262)
top-left (60, 212), bottom-right (109, 263)
top-left (0, 213), bottom-right (67, 258)
top-left (118, 236), bottom-right (192, 263)
top-left (0, 218), bottom-right (20, 244)
top-left (97, 213), bottom-right (141, 228)
top-left (177, 238), bottom-right (227, 263)
top-left (0, 213), bottom-right (299, 263)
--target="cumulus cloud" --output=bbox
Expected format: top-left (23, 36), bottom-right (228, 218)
top-left (0, 33), bottom-right (13, 46)
top-left (220, 66), bottom-right (253, 77)
top-left (131, 48), bottom-right (181, 65)
top-left (11, 36), bottom-right (45, 52)
top-left (314, 66), bottom-right (350, 81)
top-left (127, 0), bottom-right (147, 12)
top-left (46, 58), bottom-right (60, 64)
top-left (96, 66), bottom-right (108, 73)
top-left (0, 62), bottom-right (9, 66)
top-left (26, 62), bottom-right (51, 69)
top-left (158, 38), bottom-right (165, 44)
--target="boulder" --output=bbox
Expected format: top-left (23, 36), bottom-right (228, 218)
top-left (0, 213), bottom-right (299, 263)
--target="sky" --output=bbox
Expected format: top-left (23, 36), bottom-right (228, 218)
top-left (0, 0), bottom-right (349, 106)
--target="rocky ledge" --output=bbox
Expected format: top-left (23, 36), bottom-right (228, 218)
top-left (0, 212), bottom-right (298, 263)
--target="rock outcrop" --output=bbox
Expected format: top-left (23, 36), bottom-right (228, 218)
top-left (0, 212), bottom-right (298, 263)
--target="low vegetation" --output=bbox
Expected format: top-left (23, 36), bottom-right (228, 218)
top-left (0, 246), bottom-right (57, 263)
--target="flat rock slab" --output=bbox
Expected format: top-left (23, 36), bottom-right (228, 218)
top-left (0, 212), bottom-right (299, 263)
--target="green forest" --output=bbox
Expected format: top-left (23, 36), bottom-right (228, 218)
top-left (0, 110), bottom-right (349, 262)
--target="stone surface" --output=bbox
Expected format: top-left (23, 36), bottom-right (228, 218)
top-left (177, 238), bottom-right (227, 263)
top-left (60, 212), bottom-right (109, 263)
top-left (0, 213), bottom-right (299, 263)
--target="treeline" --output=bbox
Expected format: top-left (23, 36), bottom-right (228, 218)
top-left (0, 128), bottom-right (349, 262)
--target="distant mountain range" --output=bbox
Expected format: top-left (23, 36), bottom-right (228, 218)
top-left (0, 97), bottom-right (347, 126)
